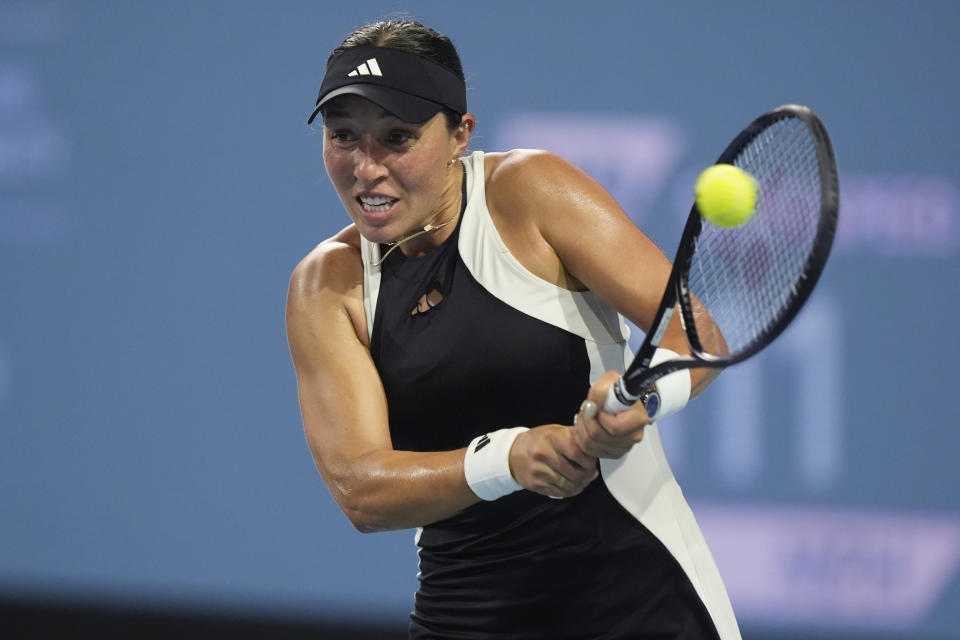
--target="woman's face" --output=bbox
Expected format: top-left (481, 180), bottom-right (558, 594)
top-left (322, 95), bottom-right (469, 246)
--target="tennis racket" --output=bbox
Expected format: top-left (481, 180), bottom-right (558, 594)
top-left (605, 103), bottom-right (839, 415)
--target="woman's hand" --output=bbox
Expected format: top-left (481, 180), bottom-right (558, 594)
top-left (509, 425), bottom-right (599, 498)
top-left (572, 371), bottom-right (651, 459)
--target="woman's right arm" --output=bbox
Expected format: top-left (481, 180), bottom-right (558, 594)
top-left (286, 231), bottom-right (477, 532)
top-left (285, 229), bottom-right (595, 532)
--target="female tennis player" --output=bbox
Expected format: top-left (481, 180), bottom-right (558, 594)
top-left (286, 19), bottom-right (741, 639)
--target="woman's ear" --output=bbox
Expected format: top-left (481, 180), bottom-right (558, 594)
top-left (453, 113), bottom-right (476, 155)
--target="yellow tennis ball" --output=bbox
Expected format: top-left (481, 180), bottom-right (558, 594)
top-left (694, 164), bottom-right (759, 228)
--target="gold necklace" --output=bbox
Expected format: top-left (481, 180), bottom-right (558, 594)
top-left (371, 218), bottom-right (454, 267)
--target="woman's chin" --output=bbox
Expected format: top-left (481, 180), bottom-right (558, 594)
top-left (354, 219), bottom-right (405, 245)
top-left (351, 207), bottom-right (403, 242)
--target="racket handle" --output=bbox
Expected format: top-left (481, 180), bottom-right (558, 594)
top-left (603, 378), bottom-right (637, 414)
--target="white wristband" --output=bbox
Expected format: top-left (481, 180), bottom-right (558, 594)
top-left (464, 427), bottom-right (528, 501)
top-left (649, 348), bottom-right (691, 420)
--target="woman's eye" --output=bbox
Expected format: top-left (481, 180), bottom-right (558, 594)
top-left (385, 131), bottom-right (413, 146)
top-left (329, 130), bottom-right (356, 144)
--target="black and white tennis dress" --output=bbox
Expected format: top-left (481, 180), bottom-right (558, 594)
top-left (361, 151), bottom-right (740, 639)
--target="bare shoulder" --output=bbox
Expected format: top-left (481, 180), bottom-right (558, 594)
top-left (485, 149), bottom-right (615, 225)
top-left (287, 223), bottom-right (368, 347)
top-left (288, 224), bottom-right (363, 299)
top-left (482, 149), bottom-right (637, 290)
top-left (486, 149), bottom-right (593, 198)
top-left (485, 148), bottom-right (580, 178)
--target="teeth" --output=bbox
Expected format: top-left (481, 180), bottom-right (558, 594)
top-left (360, 196), bottom-right (395, 206)
top-left (358, 196), bottom-right (397, 213)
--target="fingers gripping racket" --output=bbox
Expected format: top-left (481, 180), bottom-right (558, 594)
top-left (605, 104), bottom-right (840, 415)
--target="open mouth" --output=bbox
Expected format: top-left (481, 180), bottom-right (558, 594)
top-left (357, 195), bottom-right (398, 213)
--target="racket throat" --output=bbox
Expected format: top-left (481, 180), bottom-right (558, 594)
top-left (612, 377), bottom-right (640, 406)
top-left (649, 305), bottom-right (675, 346)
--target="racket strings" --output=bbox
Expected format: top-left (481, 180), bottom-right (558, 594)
top-left (688, 117), bottom-right (823, 356)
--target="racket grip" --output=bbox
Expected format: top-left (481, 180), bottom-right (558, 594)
top-left (603, 378), bottom-right (636, 414)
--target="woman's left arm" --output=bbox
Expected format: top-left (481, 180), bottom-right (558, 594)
top-left (486, 150), bottom-right (719, 456)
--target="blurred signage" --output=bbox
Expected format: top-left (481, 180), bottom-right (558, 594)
top-left (698, 503), bottom-right (960, 628)
top-left (0, 3), bottom-right (70, 247)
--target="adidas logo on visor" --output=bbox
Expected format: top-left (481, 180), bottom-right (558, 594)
top-left (347, 58), bottom-right (382, 77)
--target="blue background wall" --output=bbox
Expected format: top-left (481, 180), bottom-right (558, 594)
top-left (2, 1), bottom-right (959, 637)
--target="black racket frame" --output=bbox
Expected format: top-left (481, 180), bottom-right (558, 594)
top-left (616, 104), bottom-right (840, 401)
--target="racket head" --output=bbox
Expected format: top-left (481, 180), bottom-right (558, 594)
top-left (677, 104), bottom-right (839, 366)
top-left (619, 104), bottom-right (839, 397)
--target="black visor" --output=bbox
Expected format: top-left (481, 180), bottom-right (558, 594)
top-left (307, 46), bottom-right (467, 125)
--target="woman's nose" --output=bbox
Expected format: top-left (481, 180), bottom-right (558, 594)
top-left (353, 140), bottom-right (388, 182)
